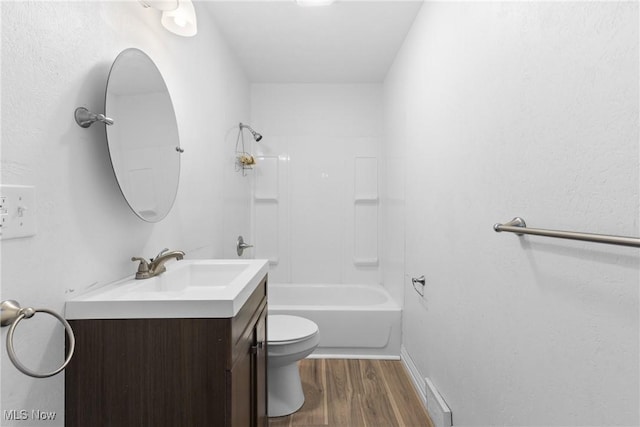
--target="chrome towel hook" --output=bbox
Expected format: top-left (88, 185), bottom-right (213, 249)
top-left (1, 300), bottom-right (75, 378)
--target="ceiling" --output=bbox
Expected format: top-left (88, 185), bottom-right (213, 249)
top-left (201, 1), bottom-right (424, 83)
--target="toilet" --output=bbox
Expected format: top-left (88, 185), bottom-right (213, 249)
top-left (267, 314), bottom-right (320, 417)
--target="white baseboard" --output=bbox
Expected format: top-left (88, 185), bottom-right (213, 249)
top-left (400, 345), bottom-right (427, 405)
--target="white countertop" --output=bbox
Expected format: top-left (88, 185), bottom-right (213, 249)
top-left (65, 259), bottom-right (269, 319)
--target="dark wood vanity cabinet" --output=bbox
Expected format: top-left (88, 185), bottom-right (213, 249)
top-left (65, 276), bottom-right (268, 427)
top-left (229, 304), bottom-right (267, 427)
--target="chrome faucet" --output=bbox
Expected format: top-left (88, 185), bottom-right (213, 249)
top-left (131, 248), bottom-right (185, 279)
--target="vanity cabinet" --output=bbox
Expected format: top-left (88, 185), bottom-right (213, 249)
top-left (65, 275), bottom-right (268, 427)
top-left (229, 305), bottom-right (267, 427)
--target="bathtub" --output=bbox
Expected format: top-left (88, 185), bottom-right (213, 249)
top-left (268, 283), bottom-right (401, 359)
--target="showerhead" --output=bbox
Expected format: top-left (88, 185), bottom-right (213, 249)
top-left (250, 129), bottom-right (263, 142)
top-left (239, 123), bottom-right (263, 142)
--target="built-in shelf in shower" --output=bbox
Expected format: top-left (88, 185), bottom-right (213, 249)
top-left (354, 196), bottom-right (378, 203)
top-left (353, 157), bottom-right (378, 267)
top-left (254, 156), bottom-right (279, 200)
top-left (254, 156), bottom-right (280, 266)
top-left (353, 258), bottom-right (379, 266)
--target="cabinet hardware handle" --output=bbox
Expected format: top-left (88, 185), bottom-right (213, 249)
top-left (250, 341), bottom-right (264, 354)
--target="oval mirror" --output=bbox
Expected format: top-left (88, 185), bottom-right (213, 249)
top-left (105, 48), bottom-right (181, 222)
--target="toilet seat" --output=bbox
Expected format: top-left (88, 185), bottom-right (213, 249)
top-left (268, 315), bottom-right (319, 344)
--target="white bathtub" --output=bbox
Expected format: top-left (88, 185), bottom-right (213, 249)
top-left (268, 283), bottom-right (401, 359)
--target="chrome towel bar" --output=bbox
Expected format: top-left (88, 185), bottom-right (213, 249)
top-left (493, 217), bottom-right (640, 248)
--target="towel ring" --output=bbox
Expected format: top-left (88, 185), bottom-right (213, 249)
top-left (1, 300), bottom-right (75, 378)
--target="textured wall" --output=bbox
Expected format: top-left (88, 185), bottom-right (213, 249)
top-left (0, 2), bottom-right (250, 425)
top-left (383, 2), bottom-right (639, 425)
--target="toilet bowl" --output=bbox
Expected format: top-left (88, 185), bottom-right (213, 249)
top-left (267, 314), bottom-right (320, 417)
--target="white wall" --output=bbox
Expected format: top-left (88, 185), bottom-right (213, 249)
top-left (0, 2), bottom-right (251, 425)
top-left (384, 1), bottom-right (639, 426)
top-left (251, 84), bottom-right (383, 285)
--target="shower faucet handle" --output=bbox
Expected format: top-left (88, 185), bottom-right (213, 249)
top-left (236, 236), bottom-right (253, 256)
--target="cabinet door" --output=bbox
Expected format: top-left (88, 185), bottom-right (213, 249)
top-left (229, 336), bottom-right (252, 427)
top-left (252, 308), bottom-right (268, 427)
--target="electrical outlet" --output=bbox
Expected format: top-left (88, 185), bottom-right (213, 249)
top-left (0, 185), bottom-right (37, 240)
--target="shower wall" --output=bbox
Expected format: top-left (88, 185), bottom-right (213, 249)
top-left (250, 84), bottom-right (383, 286)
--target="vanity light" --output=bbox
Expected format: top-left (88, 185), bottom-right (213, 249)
top-left (141, 0), bottom-right (197, 37)
top-left (161, 0), bottom-right (197, 37)
top-left (295, 0), bottom-right (336, 6)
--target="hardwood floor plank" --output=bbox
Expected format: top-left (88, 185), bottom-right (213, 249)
top-left (326, 359), bottom-right (366, 426)
top-left (346, 359), bottom-right (366, 396)
top-left (290, 359), bottom-right (327, 425)
top-left (358, 359), bottom-right (400, 427)
top-left (268, 359), bottom-right (433, 427)
top-left (378, 360), bottom-right (434, 427)
top-left (373, 360), bottom-right (406, 425)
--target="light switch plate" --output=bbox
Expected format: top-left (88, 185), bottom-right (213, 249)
top-left (0, 185), bottom-right (36, 240)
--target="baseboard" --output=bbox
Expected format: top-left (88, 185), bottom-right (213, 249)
top-left (400, 345), bottom-right (427, 404)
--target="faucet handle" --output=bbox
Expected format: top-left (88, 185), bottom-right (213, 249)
top-left (131, 257), bottom-right (151, 279)
top-left (152, 248), bottom-right (169, 261)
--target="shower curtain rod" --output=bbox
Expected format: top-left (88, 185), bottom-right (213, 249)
top-left (493, 217), bottom-right (640, 248)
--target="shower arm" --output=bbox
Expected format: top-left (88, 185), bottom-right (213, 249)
top-left (239, 122), bottom-right (263, 142)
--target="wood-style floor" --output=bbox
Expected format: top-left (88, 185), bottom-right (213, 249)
top-left (268, 359), bottom-right (434, 427)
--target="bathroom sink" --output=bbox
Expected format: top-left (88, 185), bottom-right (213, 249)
top-left (135, 262), bottom-right (250, 292)
top-left (65, 259), bottom-right (269, 319)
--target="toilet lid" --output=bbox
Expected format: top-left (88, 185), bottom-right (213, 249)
top-left (268, 315), bottom-right (319, 343)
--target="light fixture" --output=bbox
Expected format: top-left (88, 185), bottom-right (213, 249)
top-left (295, 0), bottom-right (336, 6)
top-left (161, 0), bottom-right (197, 37)
top-left (140, 0), bottom-right (197, 37)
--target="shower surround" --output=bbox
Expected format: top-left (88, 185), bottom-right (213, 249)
top-left (250, 84), bottom-right (385, 288)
